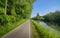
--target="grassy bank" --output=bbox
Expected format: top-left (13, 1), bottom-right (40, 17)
top-left (31, 20), bottom-right (60, 38)
top-left (30, 20), bottom-right (40, 38)
top-left (0, 19), bottom-right (26, 37)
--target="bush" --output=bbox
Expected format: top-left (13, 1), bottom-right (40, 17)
top-left (9, 16), bottom-right (16, 23)
top-left (0, 15), bottom-right (11, 25)
top-left (0, 7), bottom-right (5, 15)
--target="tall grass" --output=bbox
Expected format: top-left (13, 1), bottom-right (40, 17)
top-left (31, 20), bottom-right (60, 38)
top-left (30, 20), bottom-right (40, 38)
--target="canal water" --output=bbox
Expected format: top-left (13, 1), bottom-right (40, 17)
top-left (40, 21), bottom-right (60, 35)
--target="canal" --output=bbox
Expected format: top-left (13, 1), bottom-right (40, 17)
top-left (40, 21), bottom-right (60, 35)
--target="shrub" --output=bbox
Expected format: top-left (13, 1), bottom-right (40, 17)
top-left (0, 7), bottom-right (5, 15)
top-left (0, 15), bottom-right (11, 25)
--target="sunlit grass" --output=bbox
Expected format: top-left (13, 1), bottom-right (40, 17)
top-left (31, 20), bottom-right (60, 38)
top-left (30, 20), bottom-right (40, 38)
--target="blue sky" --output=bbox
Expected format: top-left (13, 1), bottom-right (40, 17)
top-left (31, 0), bottom-right (60, 17)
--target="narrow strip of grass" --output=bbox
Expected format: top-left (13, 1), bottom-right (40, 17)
top-left (31, 20), bottom-right (60, 38)
top-left (30, 20), bottom-right (40, 38)
top-left (0, 19), bottom-right (26, 37)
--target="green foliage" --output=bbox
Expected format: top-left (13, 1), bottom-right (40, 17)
top-left (0, 19), bottom-right (26, 37)
top-left (30, 20), bottom-right (40, 38)
top-left (0, 0), bottom-right (5, 8)
top-left (0, 7), bottom-right (5, 15)
top-left (0, 0), bottom-right (35, 37)
top-left (31, 20), bottom-right (60, 38)
top-left (36, 13), bottom-right (40, 20)
top-left (15, 1), bottom-right (32, 18)
top-left (0, 15), bottom-right (11, 25)
top-left (44, 11), bottom-right (60, 25)
top-left (31, 13), bottom-right (44, 21)
top-left (0, 0), bottom-right (35, 25)
top-left (9, 16), bottom-right (16, 23)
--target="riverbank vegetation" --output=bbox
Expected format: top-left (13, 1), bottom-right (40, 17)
top-left (46, 22), bottom-right (60, 31)
top-left (30, 20), bottom-right (40, 38)
top-left (0, 0), bottom-right (35, 37)
top-left (31, 11), bottom-right (60, 31)
top-left (43, 11), bottom-right (60, 31)
top-left (31, 13), bottom-right (44, 21)
top-left (43, 11), bottom-right (60, 26)
top-left (31, 20), bottom-right (60, 38)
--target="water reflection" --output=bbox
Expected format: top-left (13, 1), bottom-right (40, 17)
top-left (40, 21), bottom-right (60, 35)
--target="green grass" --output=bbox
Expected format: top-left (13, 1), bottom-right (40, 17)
top-left (30, 20), bottom-right (40, 38)
top-left (31, 20), bottom-right (60, 38)
top-left (0, 19), bottom-right (26, 37)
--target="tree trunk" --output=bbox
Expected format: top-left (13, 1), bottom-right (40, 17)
top-left (5, 0), bottom-right (7, 15)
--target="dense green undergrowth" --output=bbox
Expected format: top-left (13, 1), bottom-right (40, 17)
top-left (31, 20), bottom-right (60, 38)
top-left (0, 19), bottom-right (26, 37)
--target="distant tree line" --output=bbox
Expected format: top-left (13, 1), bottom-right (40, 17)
top-left (31, 13), bottom-right (44, 21)
top-left (0, 0), bottom-right (35, 26)
top-left (43, 11), bottom-right (60, 25)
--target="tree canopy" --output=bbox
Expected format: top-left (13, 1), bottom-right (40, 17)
top-left (0, 0), bottom-right (35, 25)
top-left (43, 11), bottom-right (60, 25)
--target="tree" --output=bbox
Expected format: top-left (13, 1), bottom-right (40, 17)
top-left (5, 0), bottom-right (7, 15)
top-left (0, 0), bottom-right (35, 26)
top-left (44, 11), bottom-right (60, 25)
top-left (36, 13), bottom-right (40, 20)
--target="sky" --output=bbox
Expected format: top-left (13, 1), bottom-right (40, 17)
top-left (31, 0), bottom-right (60, 17)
